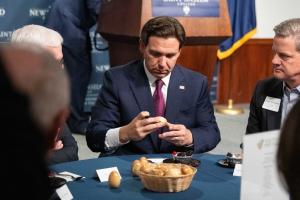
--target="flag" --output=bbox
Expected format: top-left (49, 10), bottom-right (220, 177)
top-left (217, 0), bottom-right (257, 60)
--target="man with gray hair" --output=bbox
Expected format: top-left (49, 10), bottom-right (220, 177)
top-left (1, 44), bottom-right (60, 200)
top-left (246, 18), bottom-right (300, 134)
top-left (2, 43), bottom-right (69, 151)
top-left (11, 24), bottom-right (64, 68)
top-left (11, 24), bottom-right (78, 164)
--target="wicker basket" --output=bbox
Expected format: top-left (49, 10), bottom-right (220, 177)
top-left (138, 164), bottom-right (197, 192)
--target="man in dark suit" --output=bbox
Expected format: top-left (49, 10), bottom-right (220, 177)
top-left (1, 48), bottom-right (51, 200)
top-left (86, 16), bottom-right (220, 155)
top-left (1, 44), bottom-right (69, 199)
top-left (246, 18), bottom-right (300, 134)
top-left (45, 0), bottom-right (102, 134)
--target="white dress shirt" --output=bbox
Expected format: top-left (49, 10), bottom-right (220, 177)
top-left (281, 83), bottom-right (300, 125)
top-left (104, 60), bottom-right (171, 149)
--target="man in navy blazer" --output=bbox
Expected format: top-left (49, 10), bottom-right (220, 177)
top-left (246, 18), bottom-right (300, 134)
top-left (86, 16), bottom-right (220, 155)
top-left (246, 77), bottom-right (283, 134)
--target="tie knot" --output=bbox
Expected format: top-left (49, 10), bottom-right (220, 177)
top-left (155, 79), bottom-right (164, 89)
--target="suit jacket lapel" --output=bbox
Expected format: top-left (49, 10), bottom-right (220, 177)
top-left (128, 62), bottom-right (154, 115)
top-left (165, 66), bottom-right (184, 123)
top-left (265, 79), bottom-right (283, 130)
top-left (128, 61), bottom-right (159, 152)
top-left (160, 66), bottom-right (185, 150)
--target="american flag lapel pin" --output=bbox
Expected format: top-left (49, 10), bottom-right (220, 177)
top-left (179, 85), bottom-right (185, 90)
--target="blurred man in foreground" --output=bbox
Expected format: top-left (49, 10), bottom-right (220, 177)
top-left (1, 44), bottom-right (69, 199)
top-left (11, 24), bottom-right (78, 164)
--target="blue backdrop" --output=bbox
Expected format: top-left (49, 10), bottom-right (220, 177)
top-left (0, 0), bottom-right (110, 112)
top-left (0, 0), bottom-right (219, 105)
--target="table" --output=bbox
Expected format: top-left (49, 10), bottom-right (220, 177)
top-left (51, 154), bottom-right (240, 200)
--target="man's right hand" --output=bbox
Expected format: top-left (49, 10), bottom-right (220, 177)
top-left (119, 111), bottom-right (167, 143)
top-left (52, 139), bottom-right (64, 150)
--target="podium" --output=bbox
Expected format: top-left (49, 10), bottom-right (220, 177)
top-left (97, 0), bottom-right (231, 85)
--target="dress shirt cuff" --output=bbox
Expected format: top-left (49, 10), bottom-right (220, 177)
top-left (182, 143), bottom-right (194, 152)
top-left (185, 143), bottom-right (194, 148)
top-left (105, 127), bottom-right (129, 149)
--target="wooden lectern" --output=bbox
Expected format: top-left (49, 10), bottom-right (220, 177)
top-left (97, 0), bottom-right (231, 85)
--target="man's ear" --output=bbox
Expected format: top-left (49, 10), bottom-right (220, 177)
top-left (46, 107), bottom-right (70, 149)
top-left (176, 48), bottom-right (182, 59)
top-left (139, 39), bottom-right (146, 54)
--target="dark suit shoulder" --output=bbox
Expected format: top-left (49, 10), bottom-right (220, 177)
top-left (105, 60), bottom-right (144, 81)
top-left (254, 77), bottom-right (283, 97)
top-left (172, 65), bottom-right (207, 86)
top-left (107, 60), bottom-right (142, 73)
top-left (257, 77), bottom-right (282, 87)
top-left (175, 65), bottom-right (207, 83)
top-left (246, 77), bottom-right (283, 134)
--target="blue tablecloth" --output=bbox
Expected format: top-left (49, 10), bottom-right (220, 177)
top-left (50, 154), bottom-right (240, 200)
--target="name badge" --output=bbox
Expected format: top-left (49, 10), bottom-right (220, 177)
top-left (262, 96), bottom-right (281, 112)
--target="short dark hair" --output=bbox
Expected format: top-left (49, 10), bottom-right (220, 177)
top-left (140, 16), bottom-right (186, 49)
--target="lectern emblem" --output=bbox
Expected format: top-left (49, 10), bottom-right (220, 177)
top-left (0, 8), bottom-right (5, 16)
top-left (183, 6), bottom-right (190, 16)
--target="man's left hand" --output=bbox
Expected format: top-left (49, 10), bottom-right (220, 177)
top-left (159, 123), bottom-right (193, 146)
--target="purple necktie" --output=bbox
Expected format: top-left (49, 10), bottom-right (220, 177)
top-left (153, 79), bottom-right (165, 118)
top-left (153, 79), bottom-right (165, 148)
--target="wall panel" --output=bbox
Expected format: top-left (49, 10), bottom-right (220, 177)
top-left (217, 39), bottom-right (273, 104)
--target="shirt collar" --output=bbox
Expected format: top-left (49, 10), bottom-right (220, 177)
top-left (143, 60), bottom-right (171, 87)
top-left (283, 82), bottom-right (300, 94)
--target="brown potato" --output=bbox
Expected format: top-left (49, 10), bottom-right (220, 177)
top-left (131, 160), bottom-right (142, 176)
top-left (157, 116), bottom-right (167, 124)
top-left (132, 160), bottom-right (142, 169)
top-left (108, 171), bottom-right (121, 188)
top-left (156, 164), bottom-right (169, 173)
top-left (151, 168), bottom-right (165, 176)
top-left (181, 166), bottom-right (193, 175)
top-left (139, 156), bottom-right (148, 165)
top-left (165, 168), bottom-right (182, 177)
top-left (140, 165), bottom-right (151, 174)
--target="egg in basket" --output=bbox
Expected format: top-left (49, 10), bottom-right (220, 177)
top-left (132, 157), bottom-right (197, 192)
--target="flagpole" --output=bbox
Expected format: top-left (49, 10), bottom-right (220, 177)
top-left (215, 99), bottom-right (244, 115)
top-left (215, 0), bottom-right (256, 115)
top-left (215, 60), bottom-right (244, 115)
